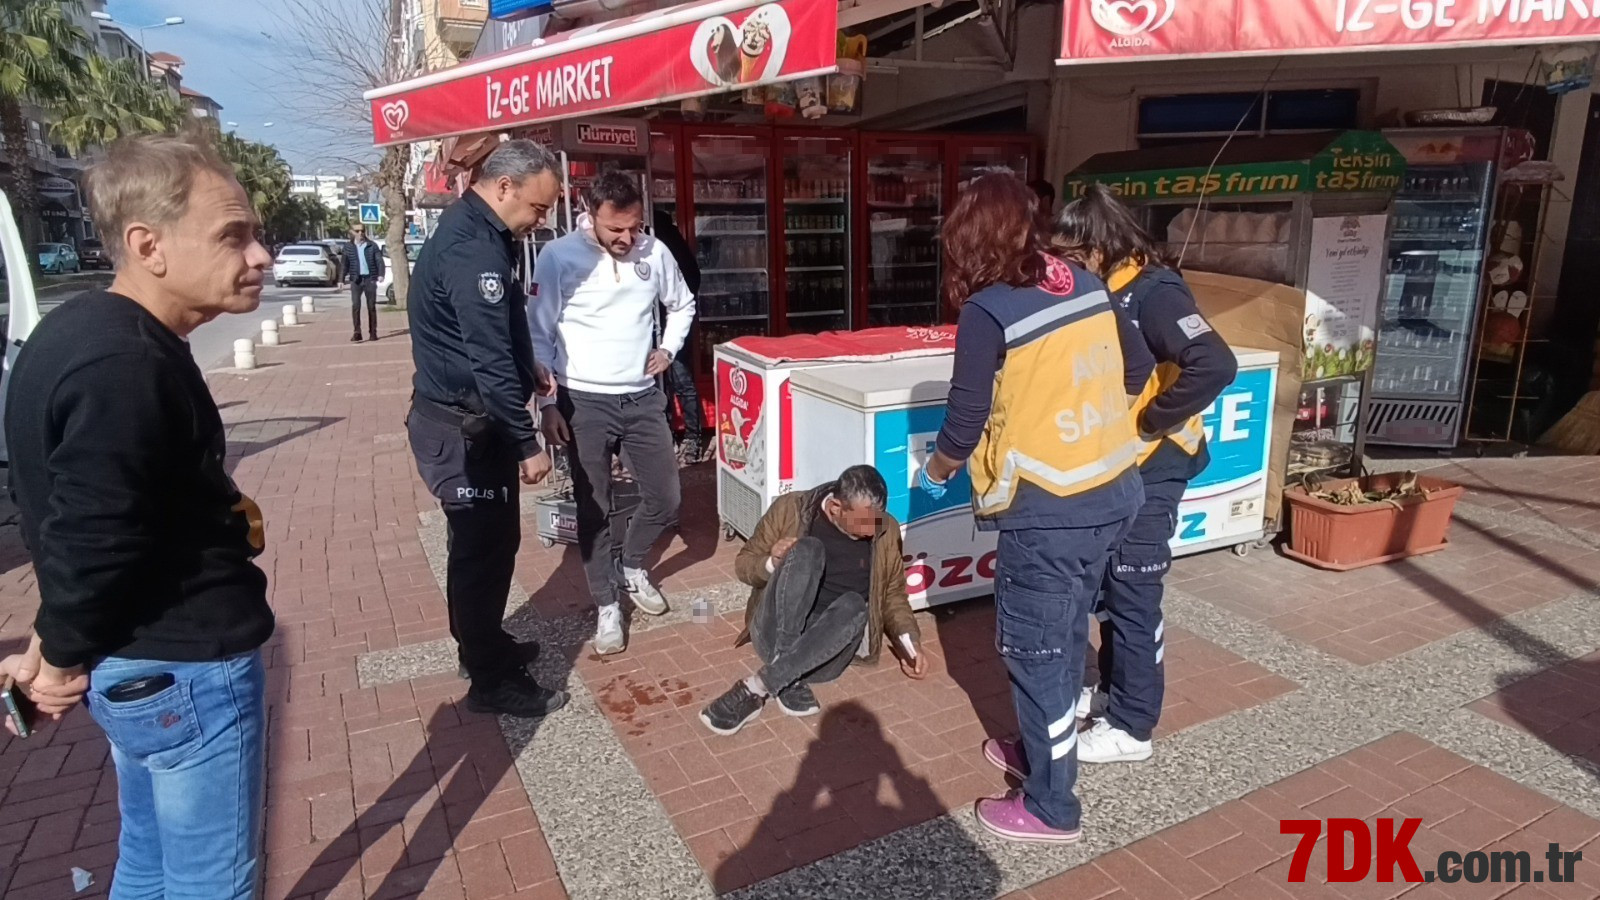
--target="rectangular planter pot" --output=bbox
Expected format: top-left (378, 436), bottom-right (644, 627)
top-left (1283, 473), bottom-right (1465, 571)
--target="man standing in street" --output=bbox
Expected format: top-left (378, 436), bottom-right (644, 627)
top-left (3, 132), bottom-right (277, 898)
top-left (407, 139), bottom-right (568, 718)
top-left (345, 224), bottom-right (385, 342)
top-left (531, 171), bottom-right (696, 655)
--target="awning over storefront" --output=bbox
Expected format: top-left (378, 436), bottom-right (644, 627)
top-left (365, 0), bottom-right (838, 146)
top-left (1060, 0), bottom-right (1596, 65)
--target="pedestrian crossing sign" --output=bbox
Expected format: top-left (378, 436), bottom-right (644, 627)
top-left (359, 204), bottom-right (382, 225)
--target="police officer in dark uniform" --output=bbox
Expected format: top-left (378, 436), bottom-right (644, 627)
top-left (1053, 184), bottom-right (1237, 764)
top-left (407, 139), bottom-right (568, 718)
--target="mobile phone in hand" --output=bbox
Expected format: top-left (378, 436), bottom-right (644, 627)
top-left (2, 675), bottom-right (36, 739)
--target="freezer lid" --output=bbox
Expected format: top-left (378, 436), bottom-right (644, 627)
top-left (1232, 347), bottom-right (1278, 369)
top-left (789, 356), bottom-right (954, 410)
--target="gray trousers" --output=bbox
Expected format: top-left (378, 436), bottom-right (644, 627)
top-left (559, 385), bottom-right (682, 607)
top-left (750, 537), bottom-right (867, 692)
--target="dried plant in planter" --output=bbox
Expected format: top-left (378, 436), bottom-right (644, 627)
top-left (1302, 471), bottom-right (1432, 508)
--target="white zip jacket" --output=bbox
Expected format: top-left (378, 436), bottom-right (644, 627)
top-left (529, 215), bottom-right (696, 404)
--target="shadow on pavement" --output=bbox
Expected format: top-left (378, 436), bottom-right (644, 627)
top-left (718, 701), bottom-right (1001, 896)
top-left (279, 544), bottom-right (587, 899)
top-left (223, 416), bottom-right (342, 471)
top-left (1389, 518), bottom-right (1600, 785)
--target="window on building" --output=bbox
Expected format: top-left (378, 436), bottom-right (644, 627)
top-left (1137, 88), bottom-right (1361, 147)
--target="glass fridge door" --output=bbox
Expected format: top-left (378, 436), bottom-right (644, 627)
top-left (779, 134), bottom-right (851, 334)
top-left (864, 140), bottom-right (943, 327)
top-left (955, 140), bottom-right (1032, 194)
top-left (1374, 161), bottom-right (1494, 403)
top-left (689, 132), bottom-right (772, 376)
top-left (650, 129), bottom-right (679, 231)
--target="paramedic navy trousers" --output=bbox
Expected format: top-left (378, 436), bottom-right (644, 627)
top-left (996, 518), bottom-right (1130, 831)
top-left (1092, 477), bottom-right (1187, 742)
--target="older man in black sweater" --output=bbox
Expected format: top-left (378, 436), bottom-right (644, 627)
top-left (3, 132), bottom-right (275, 898)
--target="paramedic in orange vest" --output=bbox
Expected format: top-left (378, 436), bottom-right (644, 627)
top-left (1054, 184), bottom-right (1237, 764)
top-left (919, 175), bottom-right (1155, 844)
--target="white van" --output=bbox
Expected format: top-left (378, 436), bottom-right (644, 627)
top-left (0, 190), bottom-right (44, 466)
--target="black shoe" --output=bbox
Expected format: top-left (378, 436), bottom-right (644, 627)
top-left (699, 681), bottom-right (764, 736)
top-left (777, 682), bottom-right (820, 718)
top-left (351, 333), bottom-right (363, 343)
top-left (369, 332), bottom-right (379, 342)
top-left (459, 641), bottom-right (541, 680)
top-left (465, 671), bottom-right (568, 718)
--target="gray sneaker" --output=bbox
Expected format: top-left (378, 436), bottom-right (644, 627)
top-left (623, 567), bottom-right (668, 616)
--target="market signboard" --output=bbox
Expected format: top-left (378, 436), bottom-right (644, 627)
top-left (1065, 131), bottom-right (1406, 200)
top-left (1061, 0), bottom-right (1596, 64)
top-left (366, 0), bottom-right (838, 145)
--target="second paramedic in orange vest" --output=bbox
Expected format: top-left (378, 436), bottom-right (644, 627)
top-left (1054, 185), bottom-right (1236, 765)
top-left (919, 174), bottom-right (1155, 844)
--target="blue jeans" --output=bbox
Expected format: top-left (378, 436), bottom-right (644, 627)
top-left (87, 651), bottom-right (267, 900)
top-left (996, 520), bottom-right (1130, 831)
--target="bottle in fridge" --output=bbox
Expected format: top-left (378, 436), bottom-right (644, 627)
top-left (779, 134), bottom-right (852, 335)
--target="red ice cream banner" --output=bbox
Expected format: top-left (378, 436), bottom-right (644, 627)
top-left (1061, 0), bottom-right (1598, 65)
top-left (366, 0), bottom-right (837, 146)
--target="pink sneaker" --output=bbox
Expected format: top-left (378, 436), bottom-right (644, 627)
top-left (974, 791), bottom-right (1082, 844)
top-left (982, 738), bottom-right (1029, 779)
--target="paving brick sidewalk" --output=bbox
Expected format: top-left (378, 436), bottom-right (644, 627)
top-left (0, 299), bottom-right (1597, 899)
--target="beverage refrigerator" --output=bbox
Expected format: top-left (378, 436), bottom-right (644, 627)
top-left (857, 134), bottom-right (1036, 329)
top-left (777, 131), bottom-right (854, 336)
top-left (1365, 128), bottom-right (1508, 448)
top-left (681, 128), bottom-right (776, 380)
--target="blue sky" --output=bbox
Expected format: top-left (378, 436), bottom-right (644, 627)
top-left (107, 0), bottom-right (382, 174)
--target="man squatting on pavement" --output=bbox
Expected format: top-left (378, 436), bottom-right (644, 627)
top-left (700, 465), bottom-right (929, 733)
top-left (530, 171), bottom-right (696, 656)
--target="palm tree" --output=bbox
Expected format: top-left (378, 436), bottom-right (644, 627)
top-left (52, 55), bottom-right (185, 157)
top-left (214, 131), bottom-right (292, 223)
top-left (0, 0), bottom-right (90, 274)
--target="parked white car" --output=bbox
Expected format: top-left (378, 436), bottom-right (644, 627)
top-left (0, 190), bottom-right (44, 466)
top-left (378, 239), bottom-right (424, 303)
top-left (273, 243), bottom-right (338, 287)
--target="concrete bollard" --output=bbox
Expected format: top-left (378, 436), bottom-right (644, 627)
top-left (300, 296), bottom-right (314, 314)
top-left (233, 338), bottom-right (256, 370)
top-left (281, 304), bottom-right (299, 327)
top-left (260, 318), bottom-right (280, 346)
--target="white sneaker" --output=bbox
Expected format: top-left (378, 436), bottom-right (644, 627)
top-left (1076, 686), bottom-right (1107, 721)
top-left (593, 603), bottom-right (625, 655)
top-left (1077, 718), bottom-right (1152, 764)
top-left (623, 567), bottom-right (668, 616)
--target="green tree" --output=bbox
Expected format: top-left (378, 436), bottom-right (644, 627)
top-left (0, 0), bottom-right (90, 275)
top-left (52, 55), bottom-right (186, 156)
top-left (264, 193), bottom-right (329, 246)
top-left (214, 131), bottom-right (291, 224)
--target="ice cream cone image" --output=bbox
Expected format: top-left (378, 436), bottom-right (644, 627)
top-left (738, 13), bottom-right (772, 83)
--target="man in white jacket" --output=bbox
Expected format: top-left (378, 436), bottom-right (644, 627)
top-left (530, 171), bottom-right (696, 654)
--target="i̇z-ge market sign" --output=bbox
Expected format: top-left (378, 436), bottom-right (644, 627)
top-left (365, 0), bottom-right (837, 145)
top-left (1062, 0), bottom-right (1597, 64)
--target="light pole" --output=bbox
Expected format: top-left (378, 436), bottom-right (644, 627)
top-left (88, 12), bottom-right (185, 80)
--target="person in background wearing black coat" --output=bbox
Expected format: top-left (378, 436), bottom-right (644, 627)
top-left (652, 206), bottom-right (706, 463)
top-left (1051, 184), bottom-right (1237, 766)
top-left (345, 224), bottom-right (386, 342)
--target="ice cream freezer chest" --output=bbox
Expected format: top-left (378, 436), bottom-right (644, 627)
top-left (787, 348), bottom-right (1279, 610)
top-left (711, 328), bottom-right (956, 541)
